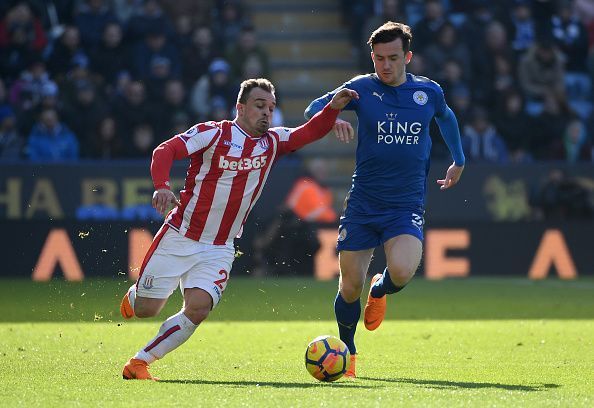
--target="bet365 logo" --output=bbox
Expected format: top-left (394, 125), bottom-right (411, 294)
top-left (218, 155), bottom-right (267, 171)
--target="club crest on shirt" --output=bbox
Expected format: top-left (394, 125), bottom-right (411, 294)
top-left (338, 227), bottom-right (347, 241)
top-left (413, 91), bottom-right (428, 105)
top-left (258, 138), bottom-right (269, 150)
top-left (142, 275), bottom-right (154, 290)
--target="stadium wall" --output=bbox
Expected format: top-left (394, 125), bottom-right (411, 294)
top-left (1, 161), bottom-right (592, 279)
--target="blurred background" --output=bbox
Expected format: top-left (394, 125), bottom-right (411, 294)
top-left (0, 0), bottom-right (593, 282)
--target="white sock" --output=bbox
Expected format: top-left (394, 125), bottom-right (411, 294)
top-left (128, 284), bottom-right (136, 311)
top-left (134, 311), bottom-right (197, 364)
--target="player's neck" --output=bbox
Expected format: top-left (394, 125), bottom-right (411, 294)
top-left (388, 71), bottom-right (407, 87)
top-left (234, 118), bottom-right (264, 138)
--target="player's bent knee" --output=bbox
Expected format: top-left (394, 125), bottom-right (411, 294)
top-left (134, 297), bottom-right (164, 318)
top-left (340, 281), bottom-right (364, 302)
top-left (183, 306), bottom-right (210, 325)
top-left (387, 265), bottom-right (415, 285)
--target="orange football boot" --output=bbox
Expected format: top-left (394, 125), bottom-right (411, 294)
top-left (122, 358), bottom-right (158, 381)
top-left (363, 274), bottom-right (387, 331)
top-left (120, 290), bottom-right (135, 319)
top-left (344, 354), bottom-right (357, 378)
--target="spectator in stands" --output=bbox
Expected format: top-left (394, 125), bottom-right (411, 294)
top-left (449, 84), bottom-right (472, 128)
top-left (112, 81), bottom-right (156, 138)
top-left (0, 2), bottom-right (47, 82)
top-left (226, 25), bottom-right (270, 81)
top-left (463, 0), bottom-right (496, 51)
top-left (90, 22), bottom-right (130, 87)
top-left (462, 107), bottom-right (508, 163)
top-left (126, 0), bottom-right (174, 45)
top-left (16, 80), bottom-right (61, 137)
top-left (439, 59), bottom-right (467, 100)
top-left (552, 1), bottom-right (590, 74)
top-left (190, 58), bottom-right (237, 121)
top-left (157, 79), bottom-right (193, 136)
top-left (160, 0), bottom-right (213, 28)
top-left (181, 25), bottom-right (219, 87)
top-left (424, 22), bottom-right (472, 83)
top-left (111, 0), bottom-right (143, 24)
top-left (88, 116), bottom-right (123, 159)
top-left (8, 57), bottom-right (52, 112)
top-left (75, 0), bottom-right (117, 49)
top-left (57, 53), bottom-right (100, 110)
top-left (413, 0), bottom-right (447, 53)
top-left (209, 95), bottom-right (231, 122)
top-left (212, 0), bottom-right (249, 49)
top-left (552, 1), bottom-right (592, 119)
top-left (132, 25), bottom-right (180, 81)
top-left (551, 117), bottom-right (593, 162)
top-left (0, 106), bottom-right (24, 160)
top-left (46, 26), bottom-right (87, 80)
top-left (472, 20), bottom-right (514, 105)
top-left (494, 91), bottom-right (533, 163)
top-left (126, 122), bottom-right (155, 158)
top-left (531, 93), bottom-right (570, 159)
top-left (532, 169), bottom-right (594, 220)
top-left (63, 80), bottom-right (109, 157)
top-left (518, 38), bottom-right (566, 115)
top-left (505, 0), bottom-right (536, 56)
top-left (27, 108), bottom-right (79, 161)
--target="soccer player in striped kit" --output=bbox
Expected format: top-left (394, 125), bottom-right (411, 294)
top-left (120, 78), bottom-right (358, 380)
top-left (305, 22), bottom-right (465, 377)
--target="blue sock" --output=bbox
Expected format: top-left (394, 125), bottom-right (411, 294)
top-left (370, 268), bottom-right (406, 298)
top-left (334, 293), bottom-right (360, 355)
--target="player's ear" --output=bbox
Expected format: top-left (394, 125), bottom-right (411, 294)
top-left (405, 51), bottom-right (413, 65)
top-left (236, 103), bottom-right (244, 117)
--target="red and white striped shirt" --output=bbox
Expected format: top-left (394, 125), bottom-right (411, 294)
top-left (151, 104), bottom-right (339, 245)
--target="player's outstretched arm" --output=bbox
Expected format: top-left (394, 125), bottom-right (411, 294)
top-left (150, 137), bottom-right (187, 214)
top-left (279, 89), bottom-right (359, 153)
top-left (305, 87), bottom-right (356, 144)
top-left (435, 106), bottom-right (465, 190)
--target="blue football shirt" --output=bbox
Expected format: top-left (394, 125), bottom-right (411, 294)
top-left (308, 73), bottom-right (447, 219)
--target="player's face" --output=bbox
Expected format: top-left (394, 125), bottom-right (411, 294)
top-left (371, 38), bottom-right (412, 86)
top-left (236, 87), bottom-right (276, 135)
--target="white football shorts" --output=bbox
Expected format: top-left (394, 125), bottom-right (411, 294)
top-left (136, 226), bottom-right (235, 308)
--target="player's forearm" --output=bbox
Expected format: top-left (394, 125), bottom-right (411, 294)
top-left (304, 95), bottom-right (332, 120)
top-left (290, 104), bottom-right (341, 150)
top-left (435, 106), bottom-right (465, 166)
top-left (150, 137), bottom-right (188, 189)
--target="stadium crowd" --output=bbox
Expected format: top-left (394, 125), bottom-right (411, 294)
top-left (0, 0), bottom-right (272, 160)
top-left (0, 0), bottom-right (593, 163)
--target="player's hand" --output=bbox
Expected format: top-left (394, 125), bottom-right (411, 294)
top-left (437, 162), bottom-right (464, 190)
top-left (152, 188), bottom-right (181, 215)
top-left (333, 118), bottom-right (354, 143)
top-left (329, 88), bottom-right (359, 111)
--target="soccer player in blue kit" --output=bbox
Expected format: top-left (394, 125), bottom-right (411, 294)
top-left (304, 22), bottom-right (465, 377)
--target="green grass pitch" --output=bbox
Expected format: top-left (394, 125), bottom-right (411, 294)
top-left (1, 278), bottom-right (593, 407)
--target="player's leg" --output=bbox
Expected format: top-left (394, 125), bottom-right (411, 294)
top-left (336, 248), bottom-right (373, 377)
top-left (121, 224), bottom-right (170, 319)
top-left (364, 234), bottom-right (422, 330)
top-left (130, 288), bottom-right (210, 367)
top-left (122, 227), bottom-right (194, 380)
top-left (125, 241), bottom-right (235, 379)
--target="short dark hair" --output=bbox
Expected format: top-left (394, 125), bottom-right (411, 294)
top-left (367, 21), bottom-right (413, 52)
top-left (237, 78), bottom-right (275, 104)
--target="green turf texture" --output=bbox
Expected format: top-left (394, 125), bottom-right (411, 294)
top-left (1, 278), bottom-right (593, 407)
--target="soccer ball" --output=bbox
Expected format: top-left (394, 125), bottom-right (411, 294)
top-left (304, 335), bottom-right (351, 382)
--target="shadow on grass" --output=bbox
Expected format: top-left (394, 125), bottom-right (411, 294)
top-left (358, 376), bottom-right (560, 392)
top-left (160, 379), bottom-right (379, 389)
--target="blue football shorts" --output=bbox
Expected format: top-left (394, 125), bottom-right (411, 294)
top-left (336, 210), bottom-right (425, 252)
